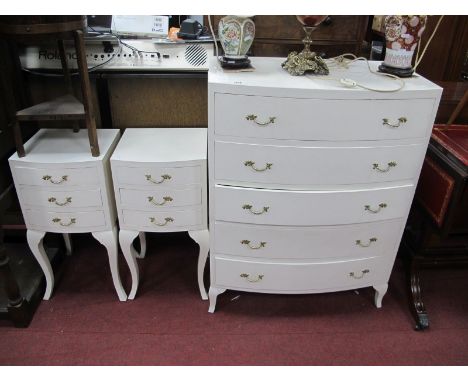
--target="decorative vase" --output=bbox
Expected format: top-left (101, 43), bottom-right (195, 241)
top-left (218, 15), bottom-right (255, 68)
top-left (378, 15), bottom-right (428, 77)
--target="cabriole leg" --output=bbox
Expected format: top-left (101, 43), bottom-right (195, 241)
top-left (92, 226), bottom-right (127, 301)
top-left (26, 230), bottom-right (53, 300)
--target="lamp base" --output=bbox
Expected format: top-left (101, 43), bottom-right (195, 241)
top-left (218, 56), bottom-right (251, 69)
top-left (378, 63), bottom-right (414, 78)
top-left (282, 51), bottom-right (329, 76)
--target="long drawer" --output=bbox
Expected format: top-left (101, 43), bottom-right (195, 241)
top-left (114, 165), bottom-right (202, 188)
top-left (215, 93), bottom-right (434, 141)
top-left (13, 166), bottom-right (99, 187)
top-left (119, 187), bottom-right (201, 209)
top-left (215, 140), bottom-right (426, 187)
top-left (122, 207), bottom-right (203, 231)
top-left (214, 184), bottom-right (414, 226)
top-left (25, 209), bottom-right (107, 232)
top-left (213, 255), bottom-right (390, 293)
top-left (214, 219), bottom-right (404, 260)
top-left (20, 187), bottom-right (103, 209)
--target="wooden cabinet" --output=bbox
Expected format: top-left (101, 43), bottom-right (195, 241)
top-left (207, 56), bottom-right (442, 313)
top-left (8, 129), bottom-right (131, 301)
top-left (110, 128), bottom-right (209, 300)
top-left (403, 124), bottom-right (468, 330)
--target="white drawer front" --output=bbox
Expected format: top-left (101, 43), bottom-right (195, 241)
top-left (215, 140), bottom-right (426, 187)
top-left (20, 187), bottom-right (103, 209)
top-left (214, 185), bottom-right (414, 226)
top-left (122, 207), bottom-right (203, 231)
top-left (115, 165), bottom-right (202, 187)
top-left (214, 219), bottom-right (403, 260)
top-left (25, 209), bottom-right (106, 232)
top-left (13, 166), bottom-right (99, 187)
top-left (119, 187), bottom-right (202, 209)
top-left (215, 93), bottom-right (434, 141)
top-left (214, 256), bottom-right (389, 292)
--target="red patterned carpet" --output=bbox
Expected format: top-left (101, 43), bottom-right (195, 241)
top-left (1, 232), bottom-right (467, 365)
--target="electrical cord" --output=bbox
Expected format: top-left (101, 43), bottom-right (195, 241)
top-left (208, 15), bottom-right (221, 68)
top-left (309, 53), bottom-right (406, 92)
top-left (108, 20), bottom-right (161, 58)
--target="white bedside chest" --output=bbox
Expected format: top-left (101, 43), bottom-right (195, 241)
top-left (207, 57), bottom-right (442, 312)
top-left (110, 128), bottom-right (209, 300)
top-left (8, 129), bottom-right (126, 300)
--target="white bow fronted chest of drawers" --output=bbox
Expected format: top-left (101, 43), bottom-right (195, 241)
top-left (110, 128), bottom-right (209, 300)
top-left (207, 57), bottom-right (442, 312)
top-left (8, 129), bottom-right (127, 300)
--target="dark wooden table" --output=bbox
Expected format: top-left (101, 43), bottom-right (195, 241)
top-left (402, 124), bottom-right (468, 330)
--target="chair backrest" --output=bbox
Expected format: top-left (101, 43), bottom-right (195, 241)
top-left (0, 16), bottom-right (86, 37)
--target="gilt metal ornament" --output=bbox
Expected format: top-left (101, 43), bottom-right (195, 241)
top-left (282, 51), bottom-right (329, 76)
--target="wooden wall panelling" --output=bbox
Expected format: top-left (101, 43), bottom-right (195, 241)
top-left (205, 15), bottom-right (369, 58)
top-left (108, 77), bottom-right (207, 128)
top-left (415, 16), bottom-right (468, 81)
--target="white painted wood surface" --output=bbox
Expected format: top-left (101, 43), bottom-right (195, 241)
top-left (9, 129), bottom-right (126, 301)
top-left (207, 57), bottom-right (442, 312)
top-left (213, 255), bottom-right (387, 293)
top-left (111, 128), bottom-right (209, 300)
top-left (119, 187), bottom-right (202, 209)
top-left (214, 184), bottom-right (414, 226)
top-left (214, 140), bottom-right (427, 187)
top-left (215, 94), bottom-right (435, 141)
top-left (214, 219), bottom-right (404, 261)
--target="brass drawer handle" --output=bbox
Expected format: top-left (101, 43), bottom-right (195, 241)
top-left (48, 197), bottom-right (72, 206)
top-left (145, 174), bottom-right (171, 184)
top-left (240, 273), bottom-right (264, 282)
top-left (147, 196), bottom-right (173, 206)
top-left (242, 204), bottom-right (269, 215)
top-left (382, 117), bottom-right (407, 128)
top-left (42, 175), bottom-right (68, 184)
top-left (244, 161), bottom-right (273, 172)
top-left (372, 161), bottom-right (397, 173)
top-left (364, 203), bottom-right (387, 213)
top-left (356, 238), bottom-right (377, 247)
top-left (349, 269), bottom-right (370, 279)
top-left (149, 217), bottom-right (174, 226)
top-left (246, 114), bottom-right (276, 126)
top-left (241, 239), bottom-right (267, 250)
top-left (52, 217), bottom-right (76, 226)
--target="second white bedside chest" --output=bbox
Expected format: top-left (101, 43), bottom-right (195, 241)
top-left (111, 128), bottom-right (209, 300)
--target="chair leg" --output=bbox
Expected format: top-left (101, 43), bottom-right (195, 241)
top-left (12, 120), bottom-right (25, 157)
top-left (57, 39), bottom-right (80, 133)
top-left (57, 39), bottom-right (73, 95)
top-left (73, 29), bottom-right (100, 157)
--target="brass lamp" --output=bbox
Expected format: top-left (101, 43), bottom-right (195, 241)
top-left (282, 15), bottom-right (330, 76)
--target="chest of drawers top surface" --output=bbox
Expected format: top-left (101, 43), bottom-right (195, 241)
top-left (9, 129), bottom-right (120, 165)
top-left (208, 57), bottom-right (441, 99)
top-left (111, 128), bottom-right (207, 164)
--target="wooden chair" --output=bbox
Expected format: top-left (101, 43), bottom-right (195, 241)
top-left (0, 16), bottom-right (99, 157)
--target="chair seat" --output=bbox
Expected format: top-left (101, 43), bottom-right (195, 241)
top-left (16, 94), bottom-right (85, 121)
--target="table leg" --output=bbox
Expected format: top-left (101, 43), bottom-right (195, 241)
top-left (119, 229), bottom-right (140, 300)
top-left (188, 229), bottom-right (209, 300)
top-left (92, 226), bottom-right (127, 301)
top-left (409, 256), bottom-right (429, 330)
top-left (63, 233), bottom-right (72, 256)
top-left (137, 231), bottom-right (146, 259)
top-left (373, 283), bottom-right (388, 308)
top-left (208, 287), bottom-right (226, 313)
top-left (26, 230), bottom-right (53, 300)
